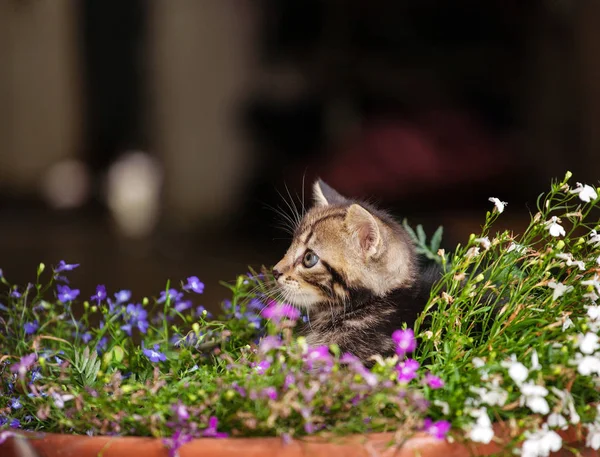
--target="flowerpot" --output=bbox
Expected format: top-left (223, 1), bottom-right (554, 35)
top-left (0, 424), bottom-right (594, 457)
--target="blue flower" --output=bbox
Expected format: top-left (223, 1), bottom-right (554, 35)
top-left (142, 344), bottom-right (167, 363)
top-left (30, 368), bottom-right (42, 384)
top-left (91, 285), bottom-right (107, 304)
top-left (81, 332), bottom-right (92, 344)
top-left (10, 353), bottom-right (37, 379)
top-left (55, 260), bottom-right (80, 273)
top-left (0, 303), bottom-right (8, 312)
top-left (195, 306), bottom-right (212, 318)
top-left (9, 419), bottom-right (20, 429)
top-left (174, 300), bottom-right (192, 313)
top-left (57, 285), bottom-right (80, 303)
top-left (114, 289), bottom-right (131, 305)
top-left (10, 398), bottom-right (22, 410)
top-left (97, 337), bottom-right (108, 353)
top-left (157, 288), bottom-right (183, 304)
top-left (24, 321), bottom-right (39, 335)
top-left (183, 276), bottom-right (205, 294)
top-left (10, 289), bottom-right (21, 298)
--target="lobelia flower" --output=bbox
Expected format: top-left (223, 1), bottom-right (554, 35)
top-left (304, 345), bottom-right (333, 370)
top-left (340, 353), bottom-right (378, 387)
top-left (577, 332), bottom-right (600, 355)
top-left (81, 332), bottom-right (92, 344)
top-left (520, 426), bottom-right (562, 457)
top-left (507, 242), bottom-right (526, 254)
top-left (396, 358), bottom-right (419, 383)
top-left (545, 216), bottom-right (565, 237)
top-left (10, 398), bottom-right (22, 410)
top-left (423, 418), bottom-right (451, 440)
top-left (489, 197), bottom-right (507, 214)
top-left (547, 413), bottom-right (568, 430)
top-left (424, 373), bottom-right (445, 389)
top-left (547, 281), bottom-right (573, 301)
top-left (392, 328), bottom-right (417, 355)
top-left (122, 303), bottom-right (149, 335)
top-left (562, 317), bottom-right (574, 331)
top-left (91, 285), bottom-right (107, 304)
top-left (519, 382), bottom-right (550, 415)
top-left (253, 360), bottom-right (271, 374)
top-left (586, 422), bottom-right (600, 450)
top-left (24, 321), bottom-right (39, 335)
top-left (261, 386), bottom-right (277, 401)
top-left (142, 344), bottom-right (167, 363)
top-left (174, 300), bottom-right (192, 312)
top-left (258, 336), bottom-right (282, 353)
top-left (581, 274), bottom-right (600, 296)
top-left (501, 354), bottom-right (529, 385)
top-left (571, 353), bottom-right (600, 376)
top-left (10, 353), bottom-right (37, 379)
top-left (55, 260), bottom-right (80, 273)
top-left (183, 276), bottom-right (204, 294)
top-left (10, 289), bottom-right (21, 298)
top-left (587, 305), bottom-right (600, 321)
top-left (173, 402), bottom-right (189, 421)
top-left (530, 350), bottom-right (541, 371)
top-left (158, 288), bottom-right (184, 304)
top-left (57, 285), bottom-right (80, 303)
top-left (587, 230), bottom-right (600, 248)
top-left (9, 419), bottom-right (20, 429)
top-left (474, 237), bottom-right (491, 250)
top-left (555, 253), bottom-right (586, 271)
top-left (570, 182), bottom-right (598, 203)
top-left (202, 416), bottom-right (228, 438)
top-left (261, 301), bottom-right (300, 322)
top-left (163, 430), bottom-right (193, 457)
top-left (52, 392), bottom-right (75, 409)
top-left (467, 408), bottom-right (494, 444)
top-left (550, 387), bottom-right (580, 425)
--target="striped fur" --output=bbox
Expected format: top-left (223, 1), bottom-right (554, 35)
top-left (273, 179), bottom-right (440, 365)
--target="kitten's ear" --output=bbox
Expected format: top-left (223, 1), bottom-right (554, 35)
top-left (313, 179), bottom-right (348, 206)
top-left (345, 204), bottom-right (381, 257)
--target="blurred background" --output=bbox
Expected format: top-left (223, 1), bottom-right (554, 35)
top-left (1, 0), bottom-right (599, 311)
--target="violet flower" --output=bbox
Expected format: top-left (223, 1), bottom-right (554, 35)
top-left (55, 260), bottom-right (79, 273)
top-left (304, 345), bottom-right (333, 370)
top-left (10, 353), bottom-right (37, 379)
top-left (392, 328), bottom-right (416, 356)
top-left (259, 336), bottom-right (282, 353)
top-left (163, 430), bottom-right (193, 457)
top-left (91, 285), bottom-right (107, 304)
top-left (423, 418), bottom-right (451, 440)
top-left (424, 373), bottom-right (445, 389)
top-left (202, 416), bottom-right (228, 438)
top-left (254, 360), bottom-right (271, 374)
top-left (397, 359), bottom-right (419, 383)
top-left (57, 285), bottom-right (80, 303)
top-left (142, 344), bottom-right (167, 363)
top-left (183, 276), bottom-right (205, 294)
top-left (173, 402), bottom-right (189, 421)
top-left (10, 289), bottom-right (21, 298)
top-left (24, 321), bottom-right (39, 335)
top-left (261, 301), bottom-right (300, 322)
top-left (158, 289), bottom-right (183, 304)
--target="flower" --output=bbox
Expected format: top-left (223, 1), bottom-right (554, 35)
top-left (489, 197), bottom-right (507, 214)
top-left (520, 426), bottom-right (562, 457)
top-left (588, 230), bottom-right (600, 248)
top-left (547, 413), bottom-right (568, 430)
top-left (392, 328), bottom-right (417, 355)
top-left (578, 332), bottom-right (600, 355)
top-left (259, 336), bottom-right (282, 353)
top-left (530, 350), bottom-right (541, 371)
top-left (474, 237), bottom-right (491, 250)
top-left (10, 289), bottom-right (21, 298)
top-left (142, 344), bottom-right (167, 363)
top-left (24, 321), bottom-right (39, 335)
top-left (555, 253), bottom-right (586, 271)
top-left (570, 182), bottom-right (598, 203)
top-left (519, 382), bottom-right (549, 415)
top-left (91, 285), bottom-right (107, 304)
top-left (585, 422), bottom-right (600, 450)
top-left (469, 381), bottom-right (508, 407)
top-left (10, 353), bottom-right (37, 379)
top-left (587, 305), bottom-right (600, 321)
top-left (56, 285), bottom-right (80, 303)
top-left (424, 373), bottom-right (445, 389)
top-left (562, 316), bottom-right (574, 331)
top-left (183, 276), bottom-right (204, 294)
top-left (55, 260), bottom-right (80, 273)
top-left (52, 392), bottom-right (75, 409)
top-left (173, 402), bottom-right (189, 421)
top-left (202, 416), bottom-right (228, 438)
top-left (114, 289), bottom-right (132, 305)
top-left (467, 409), bottom-right (494, 444)
top-left (304, 345), bottom-right (333, 370)
top-left (122, 303), bottom-right (149, 335)
top-left (502, 355), bottom-right (529, 384)
top-left (545, 216), bottom-right (565, 237)
top-left (581, 274), bottom-right (600, 295)
top-left (396, 358), bottom-right (419, 383)
top-left (10, 398), bottom-right (22, 410)
top-left (174, 300), bottom-right (192, 312)
top-left (572, 353), bottom-right (600, 376)
top-left (254, 360), bottom-right (271, 374)
top-left (507, 242), bottom-right (526, 254)
top-left (158, 288), bottom-right (184, 304)
top-left (261, 301), bottom-right (300, 322)
top-left (547, 281), bottom-right (573, 301)
top-left (163, 430), bottom-right (193, 457)
top-left (423, 418), bottom-right (451, 440)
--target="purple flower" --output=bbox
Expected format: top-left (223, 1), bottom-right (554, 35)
top-left (339, 353), bottom-right (378, 387)
top-left (97, 337), bottom-right (108, 352)
top-left (91, 285), bottom-right (107, 304)
top-left (424, 373), bottom-right (445, 389)
top-left (122, 303), bottom-right (149, 335)
top-left (284, 373), bottom-right (295, 390)
top-left (114, 290), bottom-right (132, 305)
top-left (423, 418), bottom-right (451, 440)
top-left (202, 416), bottom-right (228, 438)
top-left (10, 289), bottom-right (21, 298)
top-left (57, 285), bottom-right (80, 303)
top-left (81, 332), bottom-right (92, 344)
top-left (142, 344), bottom-right (167, 363)
top-left (158, 288), bottom-right (183, 304)
top-left (195, 306), bottom-right (212, 318)
top-left (396, 358), bottom-right (419, 383)
top-left (0, 303), bottom-right (8, 312)
top-left (24, 321), bottom-right (39, 335)
top-left (10, 398), bottom-right (22, 410)
top-left (174, 300), bottom-right (192, 313)
top-left (55, 260), bottom-right (80, 273)
top-left (259, 336), bottom-right (282, 353)
top-left (183, 276), bottom-right (205, 294)
top-left (10, 353), bottom-right (37, 379)
top-left (304, 345), bottom-right (333, 370)
top-left (392, 329), bottom-right (416, 355)
top-left (173, 402), bottom-right (189, 421)
top-left (254, 360), bottom-right (271, 374)
top-left (9, 419), bottom-right (20, 429)
top-left (163, 430), bottom-right (193, 457)
top-left (261, 301), bottom-right (300, 322)
top-left (261, 386), bottom-right (278, 401)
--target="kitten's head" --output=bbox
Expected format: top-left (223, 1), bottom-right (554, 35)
top-left (272, 180), bottom-right (416, 309)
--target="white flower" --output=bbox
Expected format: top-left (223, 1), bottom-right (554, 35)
top-left (52, 392), bottom-right (75, 409)
top-left (570, 182), bottom-right (598, 203)
top-left (571, 353), bottom-right (600, 376)
top-left (578, 332), bottom-right (600, 354)
top-left (555, 253), bottom-right (585, 270)
top-left (519, 382), bottom-right (550, 415)
top-left (475, 237), bottom-right (491, 250)
top-left (530, 350), bottom-right (541, 371)
top-left (547, 281), bottom-right (573, 301)
top-left (433, 400), bottom-right (450, 415)
top-left (562, 316), bottom-right (574, 331)
top-left (472, 357), bottom-right (486, 368)
top-left (507, 242), bottom-right (526, 254)
top-left (520, 426), bottom-right (562, 457)
top-left (502, 355), bottom-right (529, 384)
top-left (588, 230), bottom-right (600, 248)
top-left (547, 413), bottom-right (568, 430)
top-left (584, 291), bottom-right (599, 303)
top-left (581, 274), bottom-right (600, 295)
top-left (489, 197), bottom-right (507, 214)
top-left (466, 247), bottom-right (480, 258)
top-left (586, 422), bottom-right (600, 450)
top-left (470, 382), bottom-right (508, 407)
top-left (586, 305), bottom-right (600, 321)
top-left (545, 216), bottom-right (565, 237)
top-left (597, 255), bottom-right (600, 266)
top-left (467, 408), bottom-right (494, 444)
top-left (550, 387), bottom-right (581, 425)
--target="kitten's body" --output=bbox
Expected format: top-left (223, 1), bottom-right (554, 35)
top-left (272, 180), bottom-right (441, 364)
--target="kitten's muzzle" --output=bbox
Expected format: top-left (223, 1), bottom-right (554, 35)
top-left (272, 268), bottom-right (283, 280)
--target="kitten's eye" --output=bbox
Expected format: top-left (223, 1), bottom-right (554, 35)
top-left (302, 251), bottom-right (319, 268)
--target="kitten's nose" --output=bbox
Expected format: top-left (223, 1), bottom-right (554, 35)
top-left (272, 268), bottom-right (283, 280)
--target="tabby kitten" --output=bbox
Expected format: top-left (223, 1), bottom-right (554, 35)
top-left (272, 179), bottom-right (440, 364)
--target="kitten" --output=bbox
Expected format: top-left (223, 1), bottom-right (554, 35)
top-left (272, 179), bottom-right (440, 365)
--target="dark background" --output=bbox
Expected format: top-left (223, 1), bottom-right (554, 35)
top-left (1, 0), bottom-right (599, 312)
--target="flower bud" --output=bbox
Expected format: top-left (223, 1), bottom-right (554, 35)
top-left (37, 263), bottom-right (45, 276)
